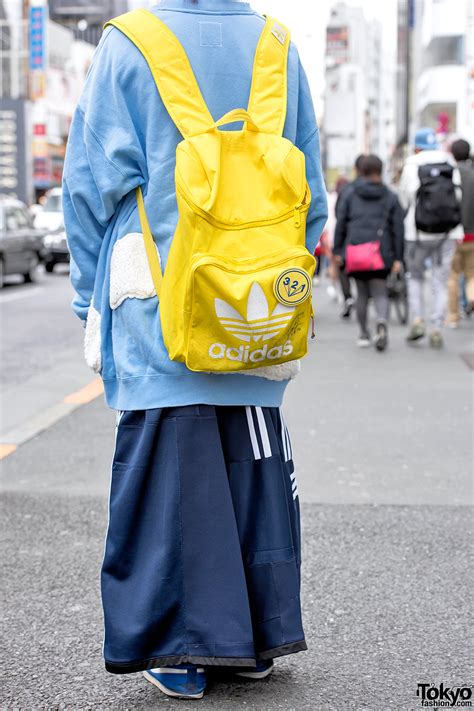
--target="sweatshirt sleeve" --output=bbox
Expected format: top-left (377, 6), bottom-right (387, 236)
top-left (294, 56), bottom-right (328, 255)
top-left (63, 29), bottom-right (147, 321)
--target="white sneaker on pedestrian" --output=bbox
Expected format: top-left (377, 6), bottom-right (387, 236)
top-left (357, 332), bottom-right (371, 348)
top-left (235, 660), bottom-right (274, 679)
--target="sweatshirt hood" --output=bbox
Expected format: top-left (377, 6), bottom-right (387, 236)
top-left (354, 180), bottom-right (387, 200)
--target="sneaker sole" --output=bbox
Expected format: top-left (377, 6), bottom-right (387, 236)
top-left (406, 331), bottom-right (425, 342)
top-left (143, 670), bottom-right (204, 699)
top-left (235, 664), bottom-right (274, 680)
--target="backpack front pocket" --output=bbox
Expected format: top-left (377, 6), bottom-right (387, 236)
top-left (184, 248), bottom-right (316, 373)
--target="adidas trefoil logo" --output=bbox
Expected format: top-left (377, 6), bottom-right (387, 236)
top-left (215, 282), bottom-right (294, 343)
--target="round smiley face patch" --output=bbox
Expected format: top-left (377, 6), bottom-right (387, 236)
top-left (273, 268), bottom-right (312, 306)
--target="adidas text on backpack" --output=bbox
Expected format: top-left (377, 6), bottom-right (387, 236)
top-left (106, 9), bottom-right (316, 373)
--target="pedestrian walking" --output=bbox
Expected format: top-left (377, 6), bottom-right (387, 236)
top-left (447, 138), bottom-right (474, 325)
top-left (399, 127), bottom-right (463, 348)
top-left (62, 0), bottom-right (327, 701)
top-left (324, 177), bottom-right (348, 302)
top-left (335, 155), bottom-right (366, 319)
top-left (334, 154), bottom-right (404, 351)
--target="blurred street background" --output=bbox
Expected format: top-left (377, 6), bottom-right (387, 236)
top-left (1, 0), bottom-right (473, 709)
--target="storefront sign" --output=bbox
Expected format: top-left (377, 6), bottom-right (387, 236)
top-left (0, 99), bottom-right (32, 204)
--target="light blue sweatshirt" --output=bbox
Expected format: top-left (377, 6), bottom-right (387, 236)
top-left (63, 0), bottom-right (328, 411)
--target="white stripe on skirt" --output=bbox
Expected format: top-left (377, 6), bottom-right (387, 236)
top-left (245, 406), bottom-right (261, 460)
top-left (255, 407), bottom-right (272, 458)
top-left (279, 408), bottom-right (294, 462)
top-left (292, 470), bottom-right (299, 500)
top-left (286, 425), bottom-right (293, 460)
top-left (115, 409), bottom-right (124, 429)
top-left (279, 409), bottom-right (288, 460)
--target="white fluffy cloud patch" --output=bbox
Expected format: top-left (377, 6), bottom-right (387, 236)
top-left (84, 305), bottom-right (102, 373)
top-left (109, 232), bottom-right (161, 310)
top-left (238, 359), bottom-right (301, 381)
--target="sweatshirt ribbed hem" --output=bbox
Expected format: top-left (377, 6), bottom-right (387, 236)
top-left (102, 372), bottom-right (288, 410)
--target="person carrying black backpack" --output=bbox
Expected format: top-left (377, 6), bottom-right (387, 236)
top-left (334, 154), bottom-right (405, 351)
top-left (399, 128), bottom-right (463, 348)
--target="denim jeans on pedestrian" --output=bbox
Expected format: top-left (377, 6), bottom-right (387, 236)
top-left (405, 239), bottom-right (456, 330)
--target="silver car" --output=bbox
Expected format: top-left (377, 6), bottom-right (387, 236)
top-left (0, 195), bottom-right (44, 288)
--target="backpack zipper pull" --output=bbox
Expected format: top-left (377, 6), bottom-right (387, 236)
top-left (294, 205), bottom-right (301, 228)
top-left (311, 307), bottom-right (316, 339)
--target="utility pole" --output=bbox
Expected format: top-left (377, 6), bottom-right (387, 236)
top-left (23, 0), bottom-right (30, 100)
top-left (402, 0), bottom-right (417, 150)
top-left (404, 0), bottom-right (412, 149)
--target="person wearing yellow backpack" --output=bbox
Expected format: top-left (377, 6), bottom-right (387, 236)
top-left (63, 0), bottom-right (327, 699)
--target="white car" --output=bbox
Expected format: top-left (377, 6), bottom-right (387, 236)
top-left (34, 188), bottom-right (64, 233)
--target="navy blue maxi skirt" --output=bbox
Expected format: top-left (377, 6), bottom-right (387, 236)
top-left (102, 404), bottom-right (306, 674)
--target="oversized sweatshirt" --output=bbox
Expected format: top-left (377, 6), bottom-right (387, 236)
top-left (63, 0), bottom-right (328, 411)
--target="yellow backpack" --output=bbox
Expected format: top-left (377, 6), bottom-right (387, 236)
top-left (106, 9), bottom-right (315, 374)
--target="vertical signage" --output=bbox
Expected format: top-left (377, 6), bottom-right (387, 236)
top-left (29, 6), bottom-right (46, 71)
top-left (33, 122), bottom-right (50, 189)
top-left (0, 99), bottom-right (32, 204)
top-left (408, 0), bottom-right (415, 29)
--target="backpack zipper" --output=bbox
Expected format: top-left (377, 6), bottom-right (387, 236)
top-left (190, 246), bottom-right (314, 274)
top-left (177, 185), bottom-right (309, 231)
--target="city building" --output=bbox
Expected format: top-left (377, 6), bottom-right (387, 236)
top-left (48, 0), bottom-right (128, 46)
top-left (0, 0), bottom-right (95, 203)
top-left (323, 2), bottom-right (395, 188)
top-left (396, 0), bottom-right (473, 157)
top-left (416, 0), bottom-right (473, 143)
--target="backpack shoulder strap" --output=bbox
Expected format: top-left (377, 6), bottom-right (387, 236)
top-left (105, 9), bottom-right (213, 138)
top-left (247, 16), bottom-right (290, 136)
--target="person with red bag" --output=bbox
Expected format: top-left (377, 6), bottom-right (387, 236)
top-left (334, 155), bottom-right (405, 350)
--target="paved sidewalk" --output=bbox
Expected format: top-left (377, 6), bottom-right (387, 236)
top-left (2, 467), bottom-right (472, 709)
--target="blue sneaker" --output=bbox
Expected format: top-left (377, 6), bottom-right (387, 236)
top-left (143, 664), bottom-right (207, 699)
top-left (234, 659), bottom-right (274, 679)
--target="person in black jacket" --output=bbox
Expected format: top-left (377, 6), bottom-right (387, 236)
top-left (334, 154), bottom-right (405, 351)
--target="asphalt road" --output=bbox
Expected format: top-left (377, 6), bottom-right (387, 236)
top-left (1, 268), bottom-right (473, 710)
